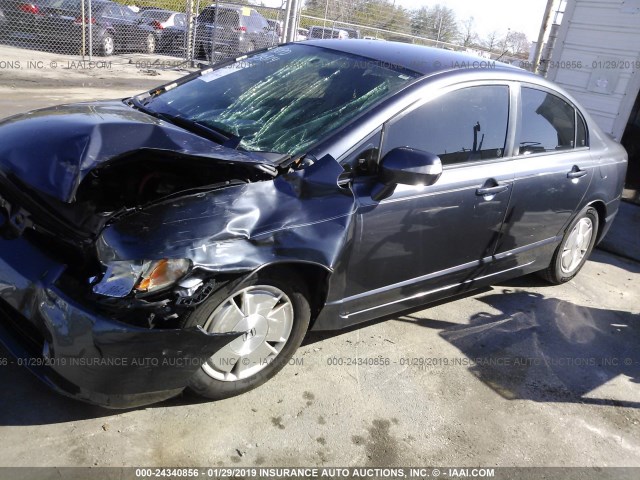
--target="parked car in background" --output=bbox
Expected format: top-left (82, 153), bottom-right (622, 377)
top-left (308, 25), bottom-right (348, 39)
top-left (0, 0), bottom-right (49, 40)
top-left (266, 18), bottom-right (282, 42)
top-left (140, 8), bottom-right (186, 53)
top-left (0, 41), bottom-right (627, 407)
top-left (37, 0), bottom-right (157, 55)
top-left (0, 5), bottom-right (7, 37)
top-left (340, 26), bottom-right (361, 39)
top-left (296, 27), bottom-right (308, 41)
top-left (193, 3), bottom-right (278, 61)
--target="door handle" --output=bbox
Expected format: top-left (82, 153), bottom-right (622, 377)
top-left (567, 168), bottom-right (588, 179)
top-left (476, 185), bottom-right (509, 196)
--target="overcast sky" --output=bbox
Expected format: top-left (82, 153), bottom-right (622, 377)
top-left (395, 0), bottom-right (549, 40)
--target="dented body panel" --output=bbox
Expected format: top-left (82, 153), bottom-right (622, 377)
top-left (0, 41), bottom-right (627, 407)
top-left (0, 234), bottom-right (240, 408)
top-left (0, 101), bottom-right (274, 203)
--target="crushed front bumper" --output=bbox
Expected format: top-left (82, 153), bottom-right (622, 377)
top-left (0, 235), bottom-right (237, 409)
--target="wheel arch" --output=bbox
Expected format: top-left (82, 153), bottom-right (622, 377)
top-left (585, 199), bottom-right (607, 242)
top-left (248, 261), bottom-right (332, 329)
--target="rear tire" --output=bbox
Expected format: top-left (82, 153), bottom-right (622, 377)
top-left (240, 40), bottom-right (256, 54)
top-left (98, 33), bottom-right (115, 56)
top-left (182, 270), bottom-right (310, 400)
top-left (539, 206), bottom-right (599, 284)
top-left (144, 33), bottom-right (156, 54)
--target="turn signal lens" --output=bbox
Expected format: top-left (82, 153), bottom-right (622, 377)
top-left (134, 259), bottom-right (191, 293)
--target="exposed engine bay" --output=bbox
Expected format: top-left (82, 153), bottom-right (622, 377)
top-left (75, 150), bottom-right (276, 214)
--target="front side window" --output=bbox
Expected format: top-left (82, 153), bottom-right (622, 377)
top-left (517, 87), bottom-right (576, 154)
top-left (383, 85), bottom-right (510, 165)
top-left (144, 45), bottom-right (418, 156)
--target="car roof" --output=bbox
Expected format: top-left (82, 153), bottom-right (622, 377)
top-left (205, 3), bottom-right (254, 11)
top-left (140, 8), bottom-right (177, 14)
top-left (299, 39), bottom-right (526, 77)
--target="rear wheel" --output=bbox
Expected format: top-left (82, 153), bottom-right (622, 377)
top-left (240, 40), bottom-right (256, 54)
top-left (144, 33), bottom-right (156, 54)
top-left (182, 270), bottom-right (310, 400)
top-left (98, 34), bottom-right (115, 56)
top-left (540, 206), bottom-right (599, 284)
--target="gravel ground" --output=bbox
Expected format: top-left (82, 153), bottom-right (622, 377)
top-left (0, 56), bottom-right (638, 469)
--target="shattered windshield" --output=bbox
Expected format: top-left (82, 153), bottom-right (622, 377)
top-left (144, 45), bottom-right (419, 156)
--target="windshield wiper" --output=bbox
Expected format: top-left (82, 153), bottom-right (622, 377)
top-left (165, 115), bottom-right (243, 149)
top-left (126, 96), bottom-right (242, 148)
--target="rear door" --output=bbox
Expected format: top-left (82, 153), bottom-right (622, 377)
top-left (494, 85), bottom-right (595, 262)
top-left (118, 5), bottom-right (143, 50)
top-left (342, 83), bottom-right (515, 320)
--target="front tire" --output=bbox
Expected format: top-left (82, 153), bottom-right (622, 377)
top-left (182, 270), bottom-right (310, 400)
top-left (98, 33), bottom-right (115, 56)
top-left (144, 33), bottom-right (156, 54)
top-left (540, 206), bottom-right (599, 284)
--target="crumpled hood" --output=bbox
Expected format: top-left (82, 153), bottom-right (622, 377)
top-left (0, 100), bottom-right (270, 203)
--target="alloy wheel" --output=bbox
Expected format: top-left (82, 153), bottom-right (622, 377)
top-left (560, 217), bottom-right (593, 274)
top-left (201, 285), bottom-right (294, 381)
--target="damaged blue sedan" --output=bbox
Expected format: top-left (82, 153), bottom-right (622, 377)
top-left (0, 41), bottom-right (627, 407)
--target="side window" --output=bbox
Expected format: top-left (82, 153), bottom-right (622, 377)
top-left (218, 10), bottom-right (239, 27)
top-left (383, 85), bottom-right (510, 165)
top-left (339, 130), bottom-right (383, 175)
top-left (121, 7), bottom-right (137, 20)
top-left (197, 9), bottom-right (214, 24)
top-left (576, 110), bottom-right (588, 148)
top-left (104, 5), bottom-right (121, 17)
top-left (248, 11), bottom-right (267, 30)
top-left (517, 87), bottom-right (576, 154)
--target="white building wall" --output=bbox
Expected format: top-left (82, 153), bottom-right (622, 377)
top-left (548, 0), bottom-right (640, 139)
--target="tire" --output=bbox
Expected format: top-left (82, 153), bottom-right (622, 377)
top-left (98, 33), bottom-right (115, 56)
top-left (144, 33), bottom-right (156, 54)
top-left (240, 40), bottom-right (256, 54)
top-left (539, 206), bottom-right (599, 284)
top-left (182, 270), bottom-right (310, 400)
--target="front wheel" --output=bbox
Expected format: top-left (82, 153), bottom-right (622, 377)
top-left (182, 270), bottom-right (310, 400)
top-left (144, 33), bottom-right (156, 54)
top-left (540, 206), bottom-right (599, 284)
top-left (98, 33), bottom-right (115, 56)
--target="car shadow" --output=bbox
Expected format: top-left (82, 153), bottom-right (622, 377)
top-left (435, 288), bottom-right (640, 408)
top-left (1, 271), bottom-right (638, 426)
top-left (0, 344), bottom-right (127, 425)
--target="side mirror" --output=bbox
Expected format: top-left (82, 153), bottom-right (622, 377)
top-left (372, 147), bottom-right (442, 200)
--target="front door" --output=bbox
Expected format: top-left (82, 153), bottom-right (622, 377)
top-left (342, 84), bottom-right (514, 320)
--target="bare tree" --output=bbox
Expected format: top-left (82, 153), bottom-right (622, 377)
top-left (410, 4), bottom-right (459, 44)
top-left (482, 30), bottom-right (500, 52)
top-left (460, 16), bottom-right (478, 47)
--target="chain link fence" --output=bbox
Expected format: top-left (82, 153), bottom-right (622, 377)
top-left (0, 0), bottom-right (530, 76)
top-left (0, 0), bottom-right (286, 71)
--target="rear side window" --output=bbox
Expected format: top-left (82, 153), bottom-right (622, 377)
top-left (383, 85), bottom-right (510, 165)
top-left (517, 87), bottom-right (576, 154)
top-left (248, 11), bottom-right (268, 30)
top-left (218, 10), bottom-right (240, 26)
top-left (174, 14), bottom-right (186, 28)
top-left (576, 111), bottom-right (588, 147)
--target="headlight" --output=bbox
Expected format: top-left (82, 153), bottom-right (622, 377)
top-left (93, 259), bottom-right (191, 297)
top-left (135, 259), bottom-right (191, 293)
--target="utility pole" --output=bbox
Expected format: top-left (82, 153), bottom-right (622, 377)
top-left (435, 14), bottom-right (443, 47)
top-left (532, 0), bottom-right (556, 74)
